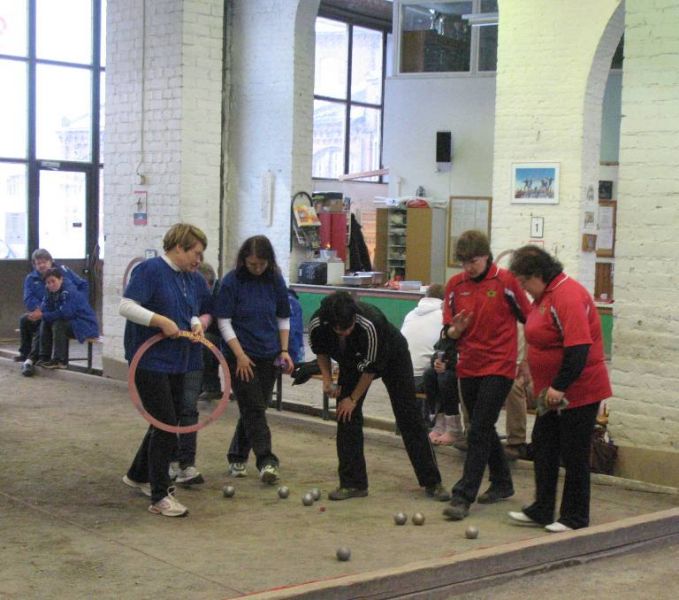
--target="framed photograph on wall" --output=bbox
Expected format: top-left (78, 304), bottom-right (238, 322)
top-left (448, 196), bottom-right (492, 267)
top-left (511, 162), bottom-right (560, 204)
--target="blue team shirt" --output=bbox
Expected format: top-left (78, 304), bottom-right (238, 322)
top-left (123, 257), bottom-right (212, 373)
top-left (215, 268), bottom-right (290, 359)
top-left (41, 279), bottom-right (99, 342)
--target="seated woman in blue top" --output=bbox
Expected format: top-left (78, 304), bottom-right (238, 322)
top-left (215, 235), bottom-right (294, 484)
top-left (119, 223), bottom-right (211, 518)
top-left (39, 267), bottom-right (99, 369)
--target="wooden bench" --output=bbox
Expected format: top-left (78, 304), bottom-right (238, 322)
top-left (69, 336), bottom-right (103, 374)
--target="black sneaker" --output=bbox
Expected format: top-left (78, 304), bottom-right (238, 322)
top-left (328, 487), bottom-right (368, 501)
top-left (42, 360), bottom-right (68, 370)
top-left (442, 497), bottom-right (470, 520)
top-left (13, 355), bottom-right (27, 362)
top-left (477, 485), bottom-right (514, 504)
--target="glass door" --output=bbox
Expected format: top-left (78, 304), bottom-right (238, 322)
top-left (38, 167), bottom-right (88, 259)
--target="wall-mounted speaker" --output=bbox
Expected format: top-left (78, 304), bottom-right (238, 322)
top-left (436, 131), bottom-right (452, 164)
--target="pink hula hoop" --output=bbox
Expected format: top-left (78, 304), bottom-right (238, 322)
top-left (128, 330), bottom-right (231, 434)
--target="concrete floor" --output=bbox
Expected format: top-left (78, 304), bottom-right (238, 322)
top-left (1, 353), bottom-right (678, 599)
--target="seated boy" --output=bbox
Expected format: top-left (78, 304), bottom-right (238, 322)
top-left (18, 249), bottom-right (88, 376)
top-left (39, 267), bottom-right (99, 369)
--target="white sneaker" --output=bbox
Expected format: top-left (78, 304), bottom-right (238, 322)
top-left (228, 462), bottom-right (248, 478)
top-left (508, 511), bottom-right (541, 526)
top-left (169, 461), bottom-right (180, 480)
top-left (148, 489), bottom-right (188, 517)
top-left (259, 464), bottom-right (280, 485)
top-left (122, 475), bottom-right (151, 498)
top-left (545, 521), bottom-right (573, 533)
top-left (175, 465), bottom-right (204, 485)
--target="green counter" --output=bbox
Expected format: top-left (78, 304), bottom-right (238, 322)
top-left (291, 284), bottom-right (422, 329)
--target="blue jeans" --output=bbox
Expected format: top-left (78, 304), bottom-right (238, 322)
top-left (452, 375), bottom-right (514, 504)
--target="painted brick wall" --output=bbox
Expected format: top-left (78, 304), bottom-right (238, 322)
top-left (224, 1), bottom-right (317, 278)
top-left (612, 0), bottom-right (679, 451)
top-left (492, 0), bottom-right (621, 291)
top-left (103, 0), bottom-right (223, 367)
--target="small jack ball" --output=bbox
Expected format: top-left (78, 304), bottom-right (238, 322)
top-left (310, 487), bottom-right (321, 501)
top-left (302, 493), bottom-right (314, 506)
top-left (412, 512), bottom-right (425, 526)
top-left (336, 547), bottom-right (351, 561)
top-left (393, 512), bottom-right (408, 526)
top-left (465, 525), bottom-right (479, 539)
top-left (277, 486), bottom-right (290, 499)
top-left (222, 485), bottom-right (236, 498)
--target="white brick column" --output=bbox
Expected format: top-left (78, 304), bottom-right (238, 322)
top-left (223, 0), bottom-right (318, 278)
top-left (103, 0), bottom-right (223, 374)
top-left (613, 0), bottom-right (679, 451)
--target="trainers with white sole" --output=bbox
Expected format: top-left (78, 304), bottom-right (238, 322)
top-left (175, 465), bottom-right (204, 485)
top-left (508, 510), bottom-right (542, 526)
top-left (148, 489), bottom-right (188, 517)
top-left (545, 521), bottom-right (573, 533)
top-left (228, 462), bottom-right (247, 478)
top-left (259, 464), bottom-right (280, 484)
top-left (122, 475), bottom-right (151, 498)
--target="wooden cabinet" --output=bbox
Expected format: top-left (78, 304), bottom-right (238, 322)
top-left (374, 207), bottom-right (446, 285)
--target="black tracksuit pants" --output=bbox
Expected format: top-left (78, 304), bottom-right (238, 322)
top-left (336, 336), bottom-right (441, 490)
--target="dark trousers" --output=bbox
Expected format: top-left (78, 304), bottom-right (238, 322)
top-left (227, 357), bottom-right (279, 471)
top-left (423, 367), bottom-right (459, 416)
top-left (44, 320), bottom-right (74, 363)
top-left (19, 315), bottom-right (51, 361)
top-left (452, 376), bottom-right (514, 504)
top-left (336, 338), bottom-right (441, 490)
top-left (127, 369), bottom-right (183, 503)
top-left (524, 401), bottom-right (600, 529)
top-left (175, 369), bottom-right (202, 468)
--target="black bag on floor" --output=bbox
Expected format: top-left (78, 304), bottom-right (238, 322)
top-left (590, 426), bottom-right (618, 475)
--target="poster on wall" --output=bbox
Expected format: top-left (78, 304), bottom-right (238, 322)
top-left (511, 163), bottom-right (560, 204)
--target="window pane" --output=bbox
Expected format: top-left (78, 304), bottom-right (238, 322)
top-left (0, 60), bottom-right (27, 158)
top-left (312, 100), bottom-right (346, 179)
top-left (39, 170), bottom-right (86, 258)
top-left (478, 24), bottom-right (497, 71)
top-left (100, 0), bottom-right (107, 66)
top-left (36, 64), bottom-right (92, 161)
top-left (0, 0), bottom-right (28, 56)
top-left (98, 167), bottom-right (104, 258)
top-left (314, 18), bottom-right (348, 99)
top-left (481, 0), bottom-right (498, 12)
top-left (349, 105), bottom-right (381, 178)
top-left (0, 162), bottom-right (28, 259)
top-left (36, 0), bottom-right (92, 64)
top-left (400, 2), bottom-right (472, 73)
top-left (99, 70), bottom-right (105, 161)
top-left (351, 26), bottom-right (383, 105)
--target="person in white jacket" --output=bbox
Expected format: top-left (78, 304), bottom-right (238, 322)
top-left (401, 284), bottom-right (462, 445)
top-left (400, 284), bottom-right (446, 388)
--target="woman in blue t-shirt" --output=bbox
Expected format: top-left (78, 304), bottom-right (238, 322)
top-left (119, 223), bottom-right (210, 518)
top-left (215, 235), bottom-right (294, 484)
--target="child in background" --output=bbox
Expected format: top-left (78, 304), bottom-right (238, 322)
top-left (39, 268), bottom-right (99, 369)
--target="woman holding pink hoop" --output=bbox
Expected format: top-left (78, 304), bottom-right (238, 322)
top-left (119, 223), bottom-right (211, 517)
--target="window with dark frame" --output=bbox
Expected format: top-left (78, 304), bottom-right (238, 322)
top-left (0, 0), bottom-right (105, 260)
top-left (312, 14), bottom-right (390, 182)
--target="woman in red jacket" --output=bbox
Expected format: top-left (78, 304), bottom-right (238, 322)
top-left (508, 245), bottom-right (612, 532)
top-left (442, 231), bottom-right (532, 521)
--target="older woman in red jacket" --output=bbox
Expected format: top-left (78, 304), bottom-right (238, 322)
top-left (508, 245), bottom-right (612, 532)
